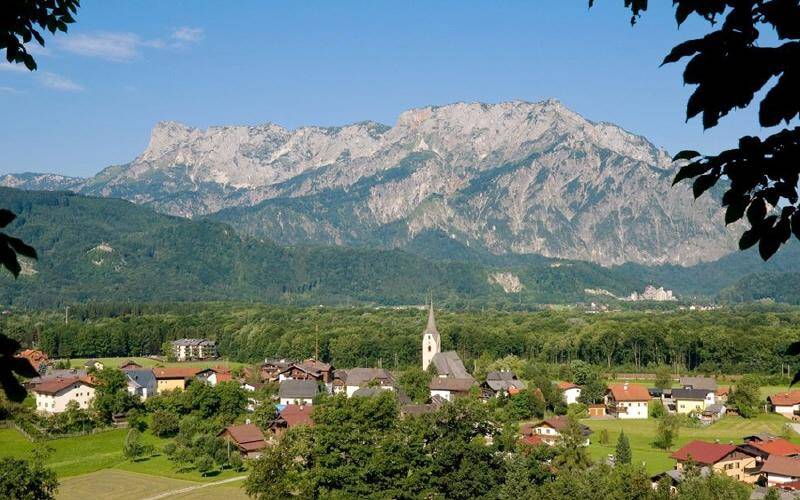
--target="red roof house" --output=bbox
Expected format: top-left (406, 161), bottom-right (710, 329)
top-left (218, 423), bottom-right (267, 458)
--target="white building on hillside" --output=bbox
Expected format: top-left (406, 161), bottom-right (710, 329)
top-left (31, 376), bottom-right (95, 414)
top-left (421, 300), bottom-right (440, 371)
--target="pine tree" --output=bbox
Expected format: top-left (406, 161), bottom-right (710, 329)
top-left (615, 430), bottom-right (631, 464)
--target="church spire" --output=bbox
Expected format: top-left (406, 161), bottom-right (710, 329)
top-left (424, 295), bottom-right (438, 336)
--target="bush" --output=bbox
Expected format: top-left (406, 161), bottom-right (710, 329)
top-left (649, 399), bottom-right (667, 418)
top-left (150, 410), bottom-right (179, 438)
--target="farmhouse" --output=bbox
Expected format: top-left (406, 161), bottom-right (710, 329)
top-left (670, 441), bottom-right (758, 483)
top-left (740, 437), bottom-right (800, 459)
top-left (279, 379), bottom-right (320, 405)
top-left (482, 371), bottom-right (526, 398)
top-left (671, 388), bottom-right (711, 414)
top-left (84, 359), bottom-right (105, 371)
top-left (153, 367), bottom-right (200, 393)
top-left (125, 368), bottom-right (156, 400)
top-left (760, 455), bottom-right (800, 486)
top-left (267, 404), bottom-right (314, 437)
top-left (258, 359), bottom-right (293, 381)
top-left (429, 377), bottom-right (475, 401)
top-left (278, 359), bottom-right (334, 385)
top-left (218, 423), bottom-right (267, 459)
top-left (529, 415), bottom-right (592, 446)
top-left (333, 367), bottom-right (395, 397)
top-left (605, 383), bottom-right (649, 419)
top-left (557, 381), bottom-right (581, 405)
top-left (679, 376), bottom-right (717, 392)
top-left (196, 366), bottom-right (233, 386)
top-left (171, 338), bottom-right (217, 362)
top-left (119, 360), bottom-right (143, 370)
top-left (769, 391), bottom-right (800, 419)
top-left (31, 375), bottom-right (95, 414)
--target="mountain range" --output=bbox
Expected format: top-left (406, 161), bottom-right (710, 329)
top-left (1, 99), bottom-right (738, 266)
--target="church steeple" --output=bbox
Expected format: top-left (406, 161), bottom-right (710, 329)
top-left (421, 296), bottom-right (441, 371)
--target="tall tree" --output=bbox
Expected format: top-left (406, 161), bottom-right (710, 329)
top-left (593, 1), bottom-right (800, 261)
top-left (615, 430), bottom-right (632, 465)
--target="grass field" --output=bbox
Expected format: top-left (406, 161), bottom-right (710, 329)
top-left (0, 427), bottom-right (245, 482)
top-left (56, 469), bottom-right (248, 500)
top-left (582, 413), bottom-right (795, 475)
top-left (58, 357), bottom-right (246, 371)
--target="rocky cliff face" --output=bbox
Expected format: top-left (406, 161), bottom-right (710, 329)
top-left (0, 99), bottom-right (737, 265)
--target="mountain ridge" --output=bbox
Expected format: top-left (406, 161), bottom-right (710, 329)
top-left (0, 99), bottom-right (737, 266)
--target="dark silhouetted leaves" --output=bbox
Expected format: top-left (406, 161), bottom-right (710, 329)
top-left (0, 0), bottom-right (81, 72)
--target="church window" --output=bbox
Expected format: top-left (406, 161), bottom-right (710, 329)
top-left (428, 345), bottom-right (431, 352)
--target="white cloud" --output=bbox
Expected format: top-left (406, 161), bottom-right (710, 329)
top-left (171, 27), bottom-right (204, 44)
top-left (0, 62), bottom-right (29, 73)
top-left (0, 86), bottom-right (19, 93)
top-left (58, 32), bottom-right (143, 61)
top-left (39, 72), bottom-right (84, 92)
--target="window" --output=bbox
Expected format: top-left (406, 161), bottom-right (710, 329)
top-left (428, 346), bottom-right (431, 352)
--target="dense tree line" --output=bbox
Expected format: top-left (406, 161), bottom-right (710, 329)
top-left (4, 303), bottom-right (800, 374)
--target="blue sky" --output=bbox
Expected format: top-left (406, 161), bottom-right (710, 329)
top-left (0, 1), bottom-right (768, 177)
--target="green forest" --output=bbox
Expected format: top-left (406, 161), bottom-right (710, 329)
top-left (4, 302), bottom-right (800, 375)
top-left (1, 187), bottom-right (800, 308)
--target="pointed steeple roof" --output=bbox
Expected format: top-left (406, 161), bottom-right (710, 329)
top-left (423, 298), bottom-right (439, 337)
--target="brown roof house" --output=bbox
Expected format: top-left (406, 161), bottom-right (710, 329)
top-left (278, 379), bottom-right (321, 406)
top-left (769, 391), bottom-right (800, 419)
top-left (153, 367), bottom-right (200, 394)
top-left (333, 367), bottom-right (395, 397)
top-left (761, 455), bottom-right (800, 486)
top-left (605, 383), bottom-right (650, 419)
top-left (429, 376), bottom-right (475, 402)
top-left (482, 371), bottom-right (526, 398)
top-left (218, 424), bottom-right (267, 459)
top-left (529, 415), bottom-right (592, 446)
top-left (31, 375), bottom-right (95, 414)
top-left (17, 349), bottom-right (50, 375)
top-left (671, 440), bottom-right (759, 483)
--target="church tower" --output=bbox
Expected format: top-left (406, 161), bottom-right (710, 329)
top-left (421, 298), bottom-right (440, 371)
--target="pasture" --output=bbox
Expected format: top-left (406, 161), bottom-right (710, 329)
top-left (60, 356), bottom-right (246, 370)
top-left (583, 412), bottom-right (795, 475)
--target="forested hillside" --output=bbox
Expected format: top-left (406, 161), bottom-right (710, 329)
top-left (3, 303), bottom-right (799, 375)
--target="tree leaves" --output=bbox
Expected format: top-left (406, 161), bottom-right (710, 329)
top-left (0, 0), bottom-right (81, 72)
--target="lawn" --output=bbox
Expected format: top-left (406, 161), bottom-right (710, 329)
top-left (583, 412), bottom-right (794, 475)
top-left (55, 469), bottom-right (248, 500)
top-left (0, 426), bottom-right (245, 482)
top-left (58, 357), bottom-right (246, 371)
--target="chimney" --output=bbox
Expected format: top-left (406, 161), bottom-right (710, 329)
top-left (300, 405), bottom-right (304, 411)
top-left (623, 382), bottom-right (629, 391)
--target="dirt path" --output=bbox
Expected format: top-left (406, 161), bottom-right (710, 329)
top-left (142, 475), bottom-right (247, 500)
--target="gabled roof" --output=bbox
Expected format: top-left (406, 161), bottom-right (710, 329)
top-left (429, 377), bottom-right (475, 392)
top-left (671, 388), bottom-right (711, 401)
top-left (750, 438), bottom-right (800, 457)
top-left (745, 432), bottom-right (780, 443)
top-left (670, 440), bottom-right (737, 465)
top-left (431, 351), bottom-right (470, 378)
top-left (337, 367), bottom-right (394, 387)
top-left (279, 404), bottom-right (314, 427)
top-left (119, 360), bottom-right (143, 370)
top-left (172, 338), bottom-right (215, 346)
top-left (279, 379), bottom-right (320, 399)
top-left (679, 376), bottom-right (717, 391)
top-left (761, 455), bottom-right (800, 478)
top-left (533, 415), bottom-right (592, 436)
top-left (125, 369), bottom-right (156, 389)
top-left (487, 371), bottom-right (519, 381)
top-left (152, 367), bottom-right (200, 380)
top-left (32, 376), bottom-right (94, 395)
top-left (770, 391), bottom-right (800, 407)
top-left (607, 383), bottom-right (649, 402)
top-left (219, 423), bottom-right (266, 450)
top-left (485, 379), bottom-right (526, 392)
top-left (557, 381), bottom-right (580, 390)
top-left (18, 349), bottom-right (49, 367)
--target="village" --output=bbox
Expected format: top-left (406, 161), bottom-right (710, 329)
top-left (8, 303), bottom-right (800, 498)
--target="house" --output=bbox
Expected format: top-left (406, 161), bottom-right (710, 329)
top-left (670, 440), bottom-right (758, 483)
top-left (333, 367), bottom-right (395, 397)
top-left (650, 467), bottom-right (711, 493)
top-left (672, 388), bottom-right (712, 414)
top-left (171, 338), bottom-right (217, 362)
top-left (153, 367), bottom-right (200, 393)
top-left (196, 366), bottom-right (233, 387)
top-left (83, 359), bottom-right (105, 371)
top-left (17, 349), bottom-right (49, 374)
top-left (267, 404), bottom-right (315, 437)
top-left (529, 415), bottom-right (592, 446)
top-left (741, 437), bottom-right (800, 458)
top-left (278, 379), bottom-right (320, 405)
top-left (761, 455), bottom-right (800, 486)
top-left (769, 391), bottom-right (800, 419)
top-left (258, 359), bottom-right (293, 381)
top-left (699, 404), bottom-right (726, 424)
top-left (715, 387), bottom-right (730, 404)
top-left (557, 381), bottom-right (582, 405)
top-left (218, 424), bottom-right (267, 459)
top-left (429, 377), bottom-right (475, 402)
top-left (680, 376), bottom-right (717, 393)
top-left (482, 371), bottom-right (526, 398)
top-left (31, 376), bottom-right (95, 414)
top-left (119, 360), bottom-right (143, 371)
top-left (125, 368), bottom-right (157, 401)
top-left (430, 351), bottom-right (471, 379)
top-left (605, 383), bottom-right (650, 419)
top-left (278, 359), bottom-right (334, 385)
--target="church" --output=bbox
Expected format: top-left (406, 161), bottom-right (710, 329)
top-left (421, 301), bottom-right (475, 399)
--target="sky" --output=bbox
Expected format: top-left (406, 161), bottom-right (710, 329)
top-left (0, 1), bottom-right (772, 177)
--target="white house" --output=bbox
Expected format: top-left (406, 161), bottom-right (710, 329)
top-left (333, 368), bottom-right (395, 397)
top-left (429, 377), bottom-right (475, 402)
top-left (769, 391), bottom-right (800, 418)
top-left (761, 455), bottom-right (800, 486)
top-left (605, 383), bottom-right (649, 419)
top-left (125, 369), bottom-right (156, 401)
top-left (558, 381), bottom-right (582, 405)
top-left (529, 415), bottom-right (592, 446)
top-left (171, 338), bottom-right (217, 361)
top-left (278, 379), bottom-right (320, 406)
top-left (32, 376), bottom-right (95, 414)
